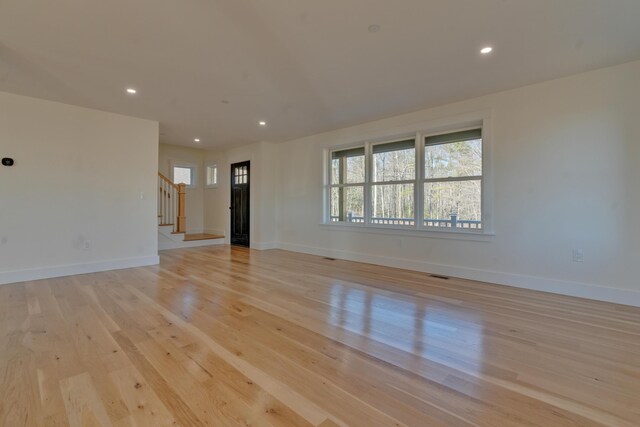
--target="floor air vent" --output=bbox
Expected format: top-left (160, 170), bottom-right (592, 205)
top-left (324, 257), bottom-right (336, 261)
top-left (429, 274), bottom-right (450, 280)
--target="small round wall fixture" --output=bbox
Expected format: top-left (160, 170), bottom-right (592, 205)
top-left (2, 157), bottom-right (15, 166)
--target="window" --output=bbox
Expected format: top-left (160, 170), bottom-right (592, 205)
top-left (372, 139), bottom-right (416, 226)
top-left (172, 164), bottom-right (196, 188)
top-left (325, 123), bottom-right (487, 234)
top-left (424, 129), bottom-right (482, 230)
top-left (330, 147), bottom-right (365, 223)
top-left (234, 164), bottom-right (248, 185)
top-left (206, 164), bottom-right (218, 188)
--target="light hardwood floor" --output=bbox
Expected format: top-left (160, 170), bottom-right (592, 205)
top-left (1, 246), bottom-right (639, 426)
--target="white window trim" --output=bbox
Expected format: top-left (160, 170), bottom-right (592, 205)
top-left (205, 163), bottom-right (218, 189)
top-left (322, 110), bottom-right (494, 240)
top-left (170, 161), bottom-right (198, 189)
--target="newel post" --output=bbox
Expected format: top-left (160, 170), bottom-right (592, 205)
top-left (177, 183), bottom-right (187, 233)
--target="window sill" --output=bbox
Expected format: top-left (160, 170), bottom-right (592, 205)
top-left (319, 222), bottom-right (495, 242)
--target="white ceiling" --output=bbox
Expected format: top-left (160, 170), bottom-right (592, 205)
top-left (1, 1), bottom-right (639, 149)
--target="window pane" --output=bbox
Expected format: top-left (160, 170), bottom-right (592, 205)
top-left (345, 156), bottom-right (365, 184)
top-left (207, 166), bottom-right (217, 186)
top-left (173, 167), bottom-right (192, 185)
top-left (424, 180), bottom-right (482, 229)
top-left (373, 140), bottom-right (415, 182)
top-left (331, 148), bottom-right (365, 184)
top-left (425, 138), bottom-right (482, 179)
top-left (371, 184), bottom-right (414, 225)
top-left (330, 186), bottom-right (364, 223)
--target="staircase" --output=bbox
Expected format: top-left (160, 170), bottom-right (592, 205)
top-left (158, 173), bottom-right (224, 250)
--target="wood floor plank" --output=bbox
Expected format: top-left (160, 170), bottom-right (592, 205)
top-left (1, 246), bottom-right (639, 426)
top-left (59, 372), bottom-right (112, 427)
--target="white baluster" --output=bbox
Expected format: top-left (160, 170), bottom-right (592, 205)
top-left (163, 181), bottom-right (168, 224)
top-left (170, 185), bottom-right (174, 230)
top-left (162, 180), bottom-right (166, 224)
top-left (158, 177), bottom-right (161, 224)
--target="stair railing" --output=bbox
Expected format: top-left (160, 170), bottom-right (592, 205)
top-left (158, 173), bottom-right (186, 233)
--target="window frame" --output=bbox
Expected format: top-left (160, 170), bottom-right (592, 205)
top-left (206, 163), bottom-right (218, 189)
top-left (328, 145), bottom-right (366, 224)
top-left (322, 111), bottom-right (494, 239)
top-left (369, 136), bottom-right (417, 228)
top-left (422, 127), bottom-right (483, 231)
top-left (171, 162), bottom-right (197, 189)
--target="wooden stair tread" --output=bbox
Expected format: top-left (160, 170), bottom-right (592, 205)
top-left (183, 233), bottom-right (225, 242)
top-left (159, 223), bottom-right (174, 227)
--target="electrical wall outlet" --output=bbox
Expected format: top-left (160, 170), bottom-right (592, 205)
top-left (572, 249), bottom-right (584, 263)
top-left (83, 241), bottom-right (92, 251)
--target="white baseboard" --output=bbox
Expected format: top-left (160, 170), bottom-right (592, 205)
top-left (252, 242), bottom-right (278, 251)
top-left (276, 242), bottom-right (640, 307)
top-left (0, 255), bottom-right (160, 285)
top-left (158, 239), bottom-right (224, 250)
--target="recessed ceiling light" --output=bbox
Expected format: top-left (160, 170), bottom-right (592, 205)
top-left (368, 24), bottom-right (381, 33)
top-left (126, 88), bottom-right (137, 94)
top-left (259, 121), bottom-right (267, 126)
top-left (194, 138), bottom-right (201, 143)
top-left (480, 46), bottom-right (493, 54)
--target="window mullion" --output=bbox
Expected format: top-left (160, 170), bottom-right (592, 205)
top-left (424, 175), bottom-right (482, 184)
top-left (415, 132), bottom-right (425, 229)
top-left (370, 179), bottom-right (416, 185)
top-left (364, 142), bottom-right (372, 225)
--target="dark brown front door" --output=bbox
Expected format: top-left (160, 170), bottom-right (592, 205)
top-left (230, 161), bottom-right (250, 247)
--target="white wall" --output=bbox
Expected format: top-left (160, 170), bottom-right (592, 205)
top-left (203, 149), bottom-right (226, 236)
top-left (273, 60), bottom-right (640, 306)
top-left (0, 91), bottom-right (159, 283)
top-left (9, 58), bottom-right (635, 305)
